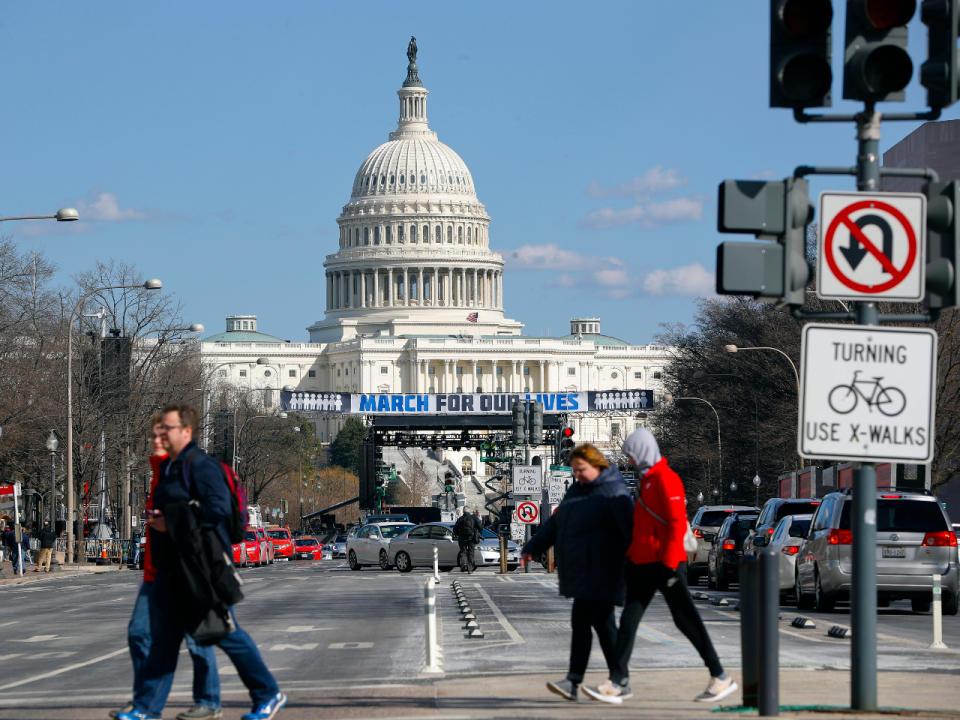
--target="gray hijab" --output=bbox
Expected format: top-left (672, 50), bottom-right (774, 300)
top-left (622, 428), bottom-right (662, 477)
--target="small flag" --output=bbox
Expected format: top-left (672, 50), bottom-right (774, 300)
top-left (466, 312), bottom-right (478, 323)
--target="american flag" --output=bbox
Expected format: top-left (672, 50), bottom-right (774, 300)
top-left (466, 312), bottom-right (478, 323)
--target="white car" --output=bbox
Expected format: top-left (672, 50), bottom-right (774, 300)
top-left (347, 522), bottom-right (415, 570)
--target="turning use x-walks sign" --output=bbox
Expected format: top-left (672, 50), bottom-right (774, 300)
top-left (817, 192), bottom-right (926, 302)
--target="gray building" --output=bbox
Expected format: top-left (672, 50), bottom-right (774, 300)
top-left (882, 119), bottom-right (960, 192)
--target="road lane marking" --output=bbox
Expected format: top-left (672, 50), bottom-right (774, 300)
top-left (269, 643), bottom-right (319, 651)
top-left (14, 634), bottom-right (63, 643)
top-left (0, 647), bottom-right (126, 690)
top-left (284, 625), bottom-right (332, 632)
top-left (471, 583), bottom-right (523, 644)
top-left (328, 641), bottom-right (374, 649)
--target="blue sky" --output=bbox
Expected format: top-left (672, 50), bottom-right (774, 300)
top-left (3, 3), bottom-right (957, 345)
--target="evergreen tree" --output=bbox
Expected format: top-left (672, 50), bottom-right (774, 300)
top-left (329, 417), bottom-right (365, 475)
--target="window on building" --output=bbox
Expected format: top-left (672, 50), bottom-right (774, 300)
top-left (398, 225), bottom-right (404, 243)
top-left (435, 226), bottom-right (441, 243)
top-left (496, 367), bottom-right (503, 375)
top-left (654, 371), bottom-right (662, 379)
top-left (634, 371), bottom-right (642, 379)
top-left (380, 366), bottom-right (389, 374)
top-left (447, 226), bottom-right (453, 243)
top-left (611, 371), bottom-right (619, 379)
top-left (288, 369), bottom-right (296, 377)
top-left (264, 389), bottom-right (273, 407)
top-left (523, 367), bottom-right (530, 375)
top-left (364, 227), bottom-right (370, 245)
top-left (428, 367), bottom-right (435, 375)
top-left (455, 387), bottom-right (462, 393)
top-left (239, 370), bottom-right (247, 378)
top-left (264, 370), bottom-right (272, 378)
top-left (476, 367), bottom-right (483, 374)
top-left (568, 367), bottom-right (576, 375)
top-left (410, 225), bottom-right (417, 242)
top-left (455, 366), bottom-right (463, 374)
top-left (385, 226), bottom-right (392, 243)
top-left (337, 369), bottom-right (341, 376)
top-left (458, 226), bottom-right (463, 243)
top-left (218, 369), bottom-right (227, 377)
top-left (374, 227), bottom-right (380, 244)
top-left (422, 224), bottom-right (429, 242)
top-left (308, 370), bottom-right (316, 378)
top-left (467, 226), bottom-right (472, 243)
top-left (611, 422), bottom-right (621, 438)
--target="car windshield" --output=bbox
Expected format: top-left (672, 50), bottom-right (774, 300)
top-left (245, 531), bottom-right (257, 541)
top-left (788, 518), bottom-right (812, 537)
top-left (335, 535), bottom-right (347, 543)
top-left (839, 499), bottom-right (948, 532)
top-left (774, 501), bottom-right (821, 522)
top-left (698, 510), bottom-right (735, 527)
top-left (296, 538), bottom-right (319, 546)
top-left (380, 524), bottom-right (414, 539)
top-left (482, 528), bottom-right (498, 539)
top-left (728, 516), bottom-right (758, 541)
top-left (268, 530), bottom-right (290, 539)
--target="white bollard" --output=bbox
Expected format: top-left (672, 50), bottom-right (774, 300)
top-left (930, 573), bottom-right (948, 649)
top-left (423, 578), bottom-right (442, 673)
top-left (433, 546), bottom-right (440, 582)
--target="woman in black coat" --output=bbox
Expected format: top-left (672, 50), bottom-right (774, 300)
top-left (521, 443), bottom-right (633, 702)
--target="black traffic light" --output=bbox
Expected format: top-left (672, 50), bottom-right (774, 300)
top-left (921, 0), bottom-right (960, 108)
top-left (924, 180), bottom-right (960, 309)
top-left (512, 400), bottom-right (527, 444)
top-left (716, 178), bottom-right (813, 305)
top-left (529, 402), bottom-right (544, 445)
top-left (443, 472), bottom-right (454, 493)
top-left (770, 0), bottom-right (834, 108)
top-left (843, 0), bottom-right (916, 102)
top-left (556, 427), bottom-right (575, 466)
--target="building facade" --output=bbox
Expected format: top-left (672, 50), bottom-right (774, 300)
top-left (200, 46), bottom-right (671, 455)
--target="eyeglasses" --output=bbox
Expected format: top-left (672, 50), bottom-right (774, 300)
top-left (157, 424), bottom-right (186, 431)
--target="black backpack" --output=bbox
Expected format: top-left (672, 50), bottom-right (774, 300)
top-left (182, 447), bottom-right (248, 545)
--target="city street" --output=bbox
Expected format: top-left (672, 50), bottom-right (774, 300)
top-left (2, 559), bottom-right (959, 718)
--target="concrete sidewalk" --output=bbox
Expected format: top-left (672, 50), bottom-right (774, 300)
top-left (0, 559), bottom-right (126, 585)
top-left (2, 669), bottom-right (958, 720)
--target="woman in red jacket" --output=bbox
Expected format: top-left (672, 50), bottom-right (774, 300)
top-left (582, 428), bottom-right (736, 706)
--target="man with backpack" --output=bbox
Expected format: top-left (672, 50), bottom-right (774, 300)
top-left (117, 403), bottom-right (285, 720)
top-left (454, 509), bottom-right (481, 573)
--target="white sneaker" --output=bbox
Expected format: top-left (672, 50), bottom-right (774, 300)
top-left (694, 675), bottom-right (738, 702)
top-left (582, 679), bottom-right (632, 704)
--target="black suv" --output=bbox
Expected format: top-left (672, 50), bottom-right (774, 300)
top-left (745, 497), bottom-right (822, 556)
top-left (707, 511), bottom-right (759, 590)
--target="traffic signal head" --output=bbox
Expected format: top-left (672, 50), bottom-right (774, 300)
top-left (843, 0), bottom-right (916, 101)
top-left (716, 178), bottom-right (813, 305)
top-left (529, 403), bottom-right (544, 445)
top-left (557, 426), bottom-right (575, 465)
top-left (920, 0), bottom-right (960, 108)
top-left (770, 0), bottom-right (834, 108)
top-left (512, 400), bottom-right (527, 444)
top-left (924, 180), bottom-right (959, 309)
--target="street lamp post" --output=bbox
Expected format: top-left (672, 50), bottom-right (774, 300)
top-left (753, 473), bottom-right (762, 507)
top-left (669, 394), bottom-right (723, 503)
top-left (45, 431), bottom-right (58, 525)
top-left (0, 208), bottom-right (79, 223)
top-left (724, 344), bottom-right (800, 396)
top-left (65, 278), bottom-right (162, 564)
top-left (233, 412), bottom-right (288, 474)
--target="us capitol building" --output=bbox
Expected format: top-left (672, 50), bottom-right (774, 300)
top-left (201, 41), bottom-right (670, 451)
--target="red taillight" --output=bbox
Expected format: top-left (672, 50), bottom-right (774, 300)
top-left (782, 545), bottom-right (800, 556)
top-left (766, 527), bottom-right (775, 535)
top-left (722, 539), bottom-right (736, 551)
top-left (693, 528), bottom-right (704, 538)
top-left (880, 494), bottom-right (901, 499)
top-left (922, 531), bottom-right (958, 547)
top-left (829, 529), bottom-right (853, 545)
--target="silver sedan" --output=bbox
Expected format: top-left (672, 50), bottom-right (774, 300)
top-left (766, 514), bottom-right (813, 600)
top-left (388, 523), bottom-right (460, 572)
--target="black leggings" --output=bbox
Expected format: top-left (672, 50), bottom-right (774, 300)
top-left (613, 561), bottom-right (723, 684)
top-left (567, 597), bottom-right (618, 684)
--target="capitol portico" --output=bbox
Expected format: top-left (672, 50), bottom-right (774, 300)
top-left (201, 41), bottom-right (671, 450)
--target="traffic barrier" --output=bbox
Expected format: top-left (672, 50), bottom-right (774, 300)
top-left (827, 625), bottom-right (851, 639)
top-left (930, 573), bottom-right (948, 649)
top-left (792, 617), bottom-right (816, 629)
top-left (423, 578), bottom-right (441, 673)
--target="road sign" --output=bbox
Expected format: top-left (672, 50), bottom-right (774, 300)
top-left (548, 473), bottom-right (572, 505)
top-left (512, 465), bottom-right (543, 495)
top-left (516, 500), bottom-right (540, 524)
top-left (509, 522), bottom-right (525, 543)
top-left (798, 323), bottom-right (937, 463)
top-left (818, 192), bottom-right (926, 301)
top-left (0, 485), bottom-right (13, 497)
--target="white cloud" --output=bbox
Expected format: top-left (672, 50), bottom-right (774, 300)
top-left (642, 262), bottom-right (714, 296)
top-left (546, 273), bottom-right (577, 288)
top-left (592, 268), bottom-right (629, 286)
top-left (507, 243), bottom-right (625, 271)
top-left (587, 165), bottom-right (686, 199)
top-left (581, 196), bottom-right (703, 229)
top-left (76, 192), bottom-right (146, 221)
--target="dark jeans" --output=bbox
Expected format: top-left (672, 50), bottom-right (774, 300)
top-left (127, 581), bottom-right (220, 708)
top-left (567, 597), bottom-right (619, 684)
top-left (613, 561), bottom-right (723, 684)
top-left (134, 580), bottom-right (279, 716)
top-left (458, 541), bottom-right (476, 571)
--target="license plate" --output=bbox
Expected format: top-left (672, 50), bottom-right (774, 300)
top-left (882, 546), bottom-right (905, 558)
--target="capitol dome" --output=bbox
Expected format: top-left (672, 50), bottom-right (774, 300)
top-left (308, 40), bottom-right (522, 343)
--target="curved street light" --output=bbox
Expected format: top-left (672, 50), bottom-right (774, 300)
top-left (724, 344), bottom-right (800, 395)
top-left (65, 278), bottom-right (162, 563)
top-left (666, 393), bottom-right (723, 503)
top-left (233, 412), bottom-right (288, 475)
top-left (0, 207), bottom-right (79, 223)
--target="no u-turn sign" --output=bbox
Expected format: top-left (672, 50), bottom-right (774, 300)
top-left (817, 192), bottom-right (926, 301)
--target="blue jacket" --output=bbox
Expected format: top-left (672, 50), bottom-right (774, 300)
top-left (523, 465), bottom-right (634, 603)
top-left (151, 441), bottom-right (232, 574)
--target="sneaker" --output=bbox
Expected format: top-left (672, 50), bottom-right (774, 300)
top-left (109, 702), bottom-right (135, 719)
top-left (242, 691), bottom-right (287, 720)
top-left (694, 675), bottom-right (738, 703)
top-left (176, 705), bottom-right (223, 720)
top-left (545, 678), bottom-right (579, 701)
top-left (582, 679), bottom-right (632, 704)
top-left (116, 710), bottom-right (161, 720)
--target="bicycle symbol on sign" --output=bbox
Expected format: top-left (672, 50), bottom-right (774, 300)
top-left (827, 370), bottom-right (906, 417)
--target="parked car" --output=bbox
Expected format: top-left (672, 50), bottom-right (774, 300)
top-left (256, 527), bottom-right (275, 564)
top-left (347, 522), bottom-right (415, 570)
top-left (687, 505), bottom-right (759, 585)
top-left (266, 526), bottom-right (295, 561)
top-left (243, 530), bottom-right (263, 565)
top-left (745, 497), bottom-right (822, 556)
top-left (330, 534), bottom-right (349, 559)
top-left (795, 489), bottom-right (959, 614)
top-left (766, 514), bottom-right (813, 600)
top-left (388, 522), bottom-right (520, 573)
top-left (707, 511), bottom-right (759, 590)
top-left (477, 527), bottom-right (520, 570)
top-left (294, 536), bottom-right (323, 560)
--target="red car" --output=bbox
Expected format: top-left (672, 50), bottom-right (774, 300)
top-left (232, 540), bottom-right (250, 568)
top-left (294, 536), bottom-right (323, 560)
top-left (266, 526), bottom-right (295, 560)
top-left (243, 528), bottom-right (273, 566)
